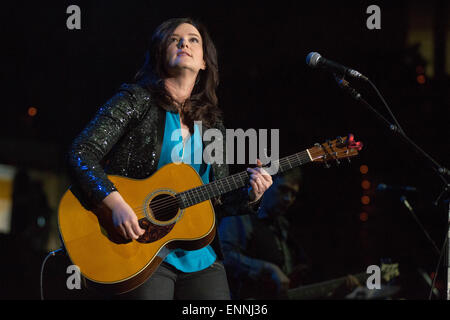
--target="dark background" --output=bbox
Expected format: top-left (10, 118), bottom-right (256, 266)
top-left (0, 0), bottom-right (449, 299)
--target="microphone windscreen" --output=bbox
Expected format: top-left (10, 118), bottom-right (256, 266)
top-left (306, 52), bottom-right (321, 67)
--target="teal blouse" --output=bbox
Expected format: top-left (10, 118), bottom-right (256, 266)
top-left (157, 111), bottom-right (217, 272)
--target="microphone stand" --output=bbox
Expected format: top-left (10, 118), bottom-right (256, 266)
top-left (334, 75), bottom-right (450, 300)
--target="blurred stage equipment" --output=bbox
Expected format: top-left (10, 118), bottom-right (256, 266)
top-left (288, 261), bottom-right (400, 300)
top-left (376, 183), bottom-right (417, 192)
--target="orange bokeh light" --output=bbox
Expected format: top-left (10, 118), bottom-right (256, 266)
top-left (417, 75), bottom-right (426, 84)
top-left (359, 165), bottom-right (368, 174)
top-left (361, 195), bottom-right (370, 205)
top-left (359, 212), bottom-right (369, 222)
top-left (28, 107), bottom-right (37, 117)
top-left (361, 180), bottom-right (371, 190)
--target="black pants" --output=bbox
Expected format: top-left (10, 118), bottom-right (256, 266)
top-left (115, 260), bottom-right (231, 300)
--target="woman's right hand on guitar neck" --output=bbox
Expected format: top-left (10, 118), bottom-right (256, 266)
top-left (103, 191), bottom-right (145, 240)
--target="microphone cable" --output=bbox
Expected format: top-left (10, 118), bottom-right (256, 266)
top-left (40, 247), bottom-right (64, 300)
top-left (364, 78), bottom-right (448, 184)
top-left (366, 79), bottom-right (406, 135)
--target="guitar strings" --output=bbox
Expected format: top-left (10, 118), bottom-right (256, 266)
top-left (132, 152), bottom-right (313, 215)
top-left (130, 148), bottom-right (347, 221)
top-left (138, 171), bottom-right (248, 211)
top-left (131, 150), bottom-right (324, 219)
top-left (130, 177), bottom-right (246, 219)
top-left (129, 153), bottom-right (313, 220)
top-left (131, 153), bottom-right (310, 213)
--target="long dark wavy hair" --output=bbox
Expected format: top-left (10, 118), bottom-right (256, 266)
top-left (134, 18), bottom-right (222, 129)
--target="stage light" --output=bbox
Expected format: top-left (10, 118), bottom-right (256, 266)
top-left (359, 212), bottom-right (368, 222)
top-left (359, 165), bottom-right (368, 174)
top-left (361, 180), bottom-right (371, 190)
top-left (28, 107), bottom-right (38, 117)
top-left (361, 195), bottom-right (370, 205)
top-left (417, 75), bottom-right (426, 84)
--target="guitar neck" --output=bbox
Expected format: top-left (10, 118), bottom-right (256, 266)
top-left (287, 272), bottom-right (369, 300)
top-left (178, 150), bottom-right (312, 208)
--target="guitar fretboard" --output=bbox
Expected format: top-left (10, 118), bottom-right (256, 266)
top-left (178, 150), bottom-right (311, 208)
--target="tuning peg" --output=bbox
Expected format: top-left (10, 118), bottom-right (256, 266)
top-left (323, 161), bottom-right (331, 169)
top-left (336, 136), bottom-right (345, 148)
top-left (327, 139), bottom-right (332, 148)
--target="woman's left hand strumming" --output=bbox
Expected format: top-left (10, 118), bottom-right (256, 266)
top-left (247, 159), bottom-right (273, 203)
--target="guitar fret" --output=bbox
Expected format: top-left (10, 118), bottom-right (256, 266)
top-left (224, 177), bottom-right (232, 193)
top-left (297, 152), bottom-right (304, 165)
top-left (206, 184), bottom-right (214, 200)
top-left (215, 181), bottom-right (221, 196)
top-left (229, 176), bottom-right (235, 191)
top-left (214, 181), bottom-right (221, 196)
top-left (287, 157), bottom-right (293, 169)
top-left (231, 174), bottom-right (238, 189)
top-left (189, 189), bottom-right (196, 205)
top-left (184, 191), bottom-right (192, 207)
top-left (201, 186), bottom-right (207, 201)
top-left (292, 154), bottom-right (297, 165)
top-left (295, 152), bottom-right (302, 167)
top-left (182, 191), bottom-right (188, 207)
top-left (191, 188), bottom-right (197, 204)
top-left (201, 185), bottom-right (209, 202)
top-left (223, 179), bottom-right (229, 193)
top-left (188, 190), bottom-right (195, 206)
top-left (239, 172), bottom-right (248, 186)
top-left (198, 185), bottom-right (208, 202)
top-left (279, 158), bottom-right (289, 173)
top-left (210, 182), bottom-right (219, 198)
top-left (194, 186), bottom-right (202, 203)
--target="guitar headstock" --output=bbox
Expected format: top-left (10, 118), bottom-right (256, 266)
top-left (308, 134), bottom-right (363, 165)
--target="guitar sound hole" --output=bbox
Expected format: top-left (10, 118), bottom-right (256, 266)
top-left (149, 194), bottom-right (179, 222)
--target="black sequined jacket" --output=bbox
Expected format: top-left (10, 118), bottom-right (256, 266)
top-left (67, 83), bottom-right (259, 259)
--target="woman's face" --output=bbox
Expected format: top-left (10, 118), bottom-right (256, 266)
top-left (166, 23), bottom-right (206, 75)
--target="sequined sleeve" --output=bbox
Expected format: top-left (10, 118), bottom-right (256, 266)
top-left (67, 86), bottom-right (148, 208)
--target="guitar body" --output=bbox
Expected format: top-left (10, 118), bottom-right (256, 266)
top-left (58, 163), bottom-right (216, 294)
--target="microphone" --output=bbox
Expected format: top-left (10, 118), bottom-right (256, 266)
top-left (306, 52), bottom-right (368, 81)
top-left (376, 183), bottom-right (417, 192)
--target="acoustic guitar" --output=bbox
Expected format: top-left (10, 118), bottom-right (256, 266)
top-left (58, 134), bottom-right (362, 294)
top-left (287, 262), bottom-right (400, 300)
